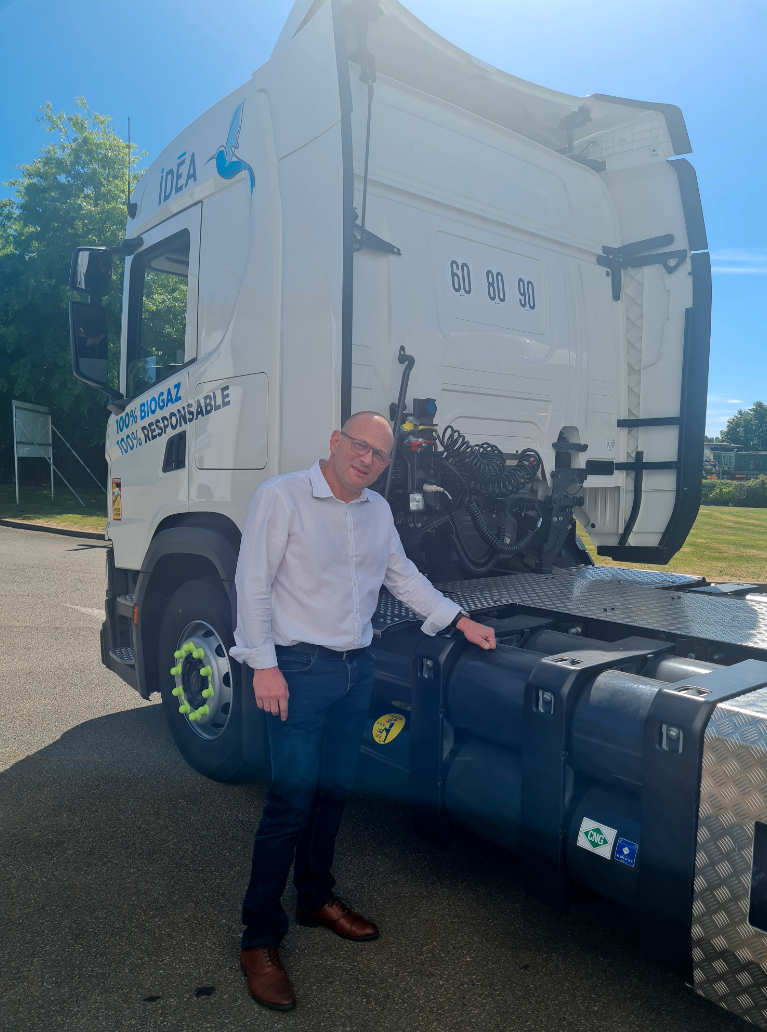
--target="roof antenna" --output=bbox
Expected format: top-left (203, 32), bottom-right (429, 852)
top-left (126, 116), bottom-right (137, 220)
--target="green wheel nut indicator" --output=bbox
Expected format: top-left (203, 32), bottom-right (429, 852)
top-left (174, 643), bottom-right (216, 721)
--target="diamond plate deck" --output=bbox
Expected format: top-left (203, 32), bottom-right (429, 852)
top-left (692, 691), bottom-right (767, 1028)
top-left (564, 567), bottom-right (703, 589)
top-left (374, 570), bottom-right (767, 651)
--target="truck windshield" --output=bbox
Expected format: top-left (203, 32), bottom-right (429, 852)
top-left (126, 230), bottom-right (190, 399)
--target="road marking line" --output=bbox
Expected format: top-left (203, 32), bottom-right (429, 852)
top-left (5, 753), bottom-right (116, 762)
top-left (64, 604), bottom-right (103, 618)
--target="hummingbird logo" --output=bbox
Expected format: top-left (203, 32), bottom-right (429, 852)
top-left (372, 713), bottom-right (406, 744)
top-left (206, 101), bottom-right (255, 193)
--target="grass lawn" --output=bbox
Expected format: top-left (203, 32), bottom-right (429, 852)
top-left (577, 506), bottom-right (767, 583)
top-left (0, 483), bottom-right (107, 534)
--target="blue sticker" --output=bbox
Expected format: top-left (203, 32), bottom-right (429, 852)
top-left (615, 837), bottom-right (638, 867)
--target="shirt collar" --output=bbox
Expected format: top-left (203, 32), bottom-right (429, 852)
top-left (309, 460), bottom-right (370, 504)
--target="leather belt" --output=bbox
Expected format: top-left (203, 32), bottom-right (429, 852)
top-left (283, 641), bottom-right (370, 662)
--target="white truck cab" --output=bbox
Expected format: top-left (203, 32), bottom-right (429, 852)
top-left (73, 0), bottom-right (709, 569)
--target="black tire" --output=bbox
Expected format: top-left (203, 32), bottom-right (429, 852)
top-left (158, 578), bottom-right (258, 782)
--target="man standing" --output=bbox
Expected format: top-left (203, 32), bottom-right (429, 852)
top-left (230, 411), bottom-right (496, 1010)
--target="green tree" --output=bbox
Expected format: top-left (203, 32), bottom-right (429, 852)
top-left (722, 402), bottom-right (767, 451)
top-left (0, 98), bottom-right (143, 483)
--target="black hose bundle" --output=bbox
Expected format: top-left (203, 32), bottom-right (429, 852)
top-left (446, 502), bottom-right (543, 576)
top-left (439, 425), bottom-right (541, 498)
top-left (466, 500), bottom-right (542, 555)
top-left (447, 517), bottom-right (502, 575)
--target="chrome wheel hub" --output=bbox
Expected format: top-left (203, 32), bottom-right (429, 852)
top-left (171, 620), bottom-right (233, 741)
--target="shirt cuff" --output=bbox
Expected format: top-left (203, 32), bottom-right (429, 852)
top-left (229, 643), bottom-right (278, 669)
top-left (420, 597), bottom-right (462, 636)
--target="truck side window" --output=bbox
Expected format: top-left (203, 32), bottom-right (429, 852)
top-left (126, 230), bottom-right (191, 399)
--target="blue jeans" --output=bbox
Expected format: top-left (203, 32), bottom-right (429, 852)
top-left (241, 645), bottom-right (375, 949)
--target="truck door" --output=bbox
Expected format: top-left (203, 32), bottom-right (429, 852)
top-left (107, 205), bottom-right (201, 566)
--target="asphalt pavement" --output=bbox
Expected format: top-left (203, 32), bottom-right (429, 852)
top-left (0, 525), bottom-right (744, 1032)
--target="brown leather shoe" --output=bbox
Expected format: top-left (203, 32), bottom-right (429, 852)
top-left (296, 896), bottom-right (379, 941)
top-left (240, 946), bottom-right (296, 1011)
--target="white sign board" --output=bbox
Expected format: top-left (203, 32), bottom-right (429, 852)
top-left (12, 400), bottom-right (53, 503)
top-left (13, 400), bottom-right (52, 459)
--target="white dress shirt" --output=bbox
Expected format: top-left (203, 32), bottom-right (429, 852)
top-left (229, 460), bottom-right (461, 669)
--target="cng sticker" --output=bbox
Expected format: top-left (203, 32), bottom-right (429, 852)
top-left (372, 713), bottom-right (406, 744)
top-left (577, 817), bottom-right (617, 859)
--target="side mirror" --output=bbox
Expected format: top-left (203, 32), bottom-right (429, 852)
top-left (69, 247), bottom-right (112, 297)
top-left (69, 301), bottom-right (110, 391)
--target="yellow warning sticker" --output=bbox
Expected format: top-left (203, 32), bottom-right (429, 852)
top-left (372, 713), bottom-right (406, 744)
top-left (111, 478), bottom-right (122, 521)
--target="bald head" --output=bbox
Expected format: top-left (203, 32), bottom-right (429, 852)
top-left (342, 410), bottom-right (394, 447)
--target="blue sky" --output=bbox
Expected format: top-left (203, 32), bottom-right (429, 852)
top-left (1, 0), bottom-right (764, 437)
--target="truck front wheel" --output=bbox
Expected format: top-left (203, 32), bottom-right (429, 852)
top-left (158, 578), bottom-right (258, 782)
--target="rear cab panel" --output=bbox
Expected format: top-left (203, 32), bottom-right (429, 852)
top-left (351, 0), bottom-right (707, 556)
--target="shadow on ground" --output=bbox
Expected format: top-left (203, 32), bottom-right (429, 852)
top-left (1, 705), bottom-right (742, 1032)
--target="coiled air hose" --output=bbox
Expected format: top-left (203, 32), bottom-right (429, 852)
top-left (439, 425), bottom-right (542, 498)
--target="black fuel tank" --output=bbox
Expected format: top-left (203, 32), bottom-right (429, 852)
top-left (447, 644), bottom-right (542, 753)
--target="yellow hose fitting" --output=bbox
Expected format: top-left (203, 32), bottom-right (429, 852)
top-left (202, 687), bottom-right (214, 699)
top-left (172, 686), bottom-right (183, 697)
top-left (199, 665), bottom-right (212, 678)
top-left (192, 648), bottom-right (205, 660)
top-left (183, 642), bottom-right (195, 653)
top-left (179, 703), bottom-right (191, 714)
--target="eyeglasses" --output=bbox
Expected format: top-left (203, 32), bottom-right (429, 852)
top-left (339, 431), bottom-right (391, 466)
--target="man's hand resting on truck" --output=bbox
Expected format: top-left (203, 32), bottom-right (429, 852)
top-left (253, 667), bottom-right (290, 720)
top-left (456, 616), bottom-right (496, 650)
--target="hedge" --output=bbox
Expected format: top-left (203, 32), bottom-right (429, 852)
top-left (701, 477), bottom-right (767, 507)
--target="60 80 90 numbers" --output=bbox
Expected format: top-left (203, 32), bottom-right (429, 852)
top-left (451, 258), bottom-right (535, 311)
